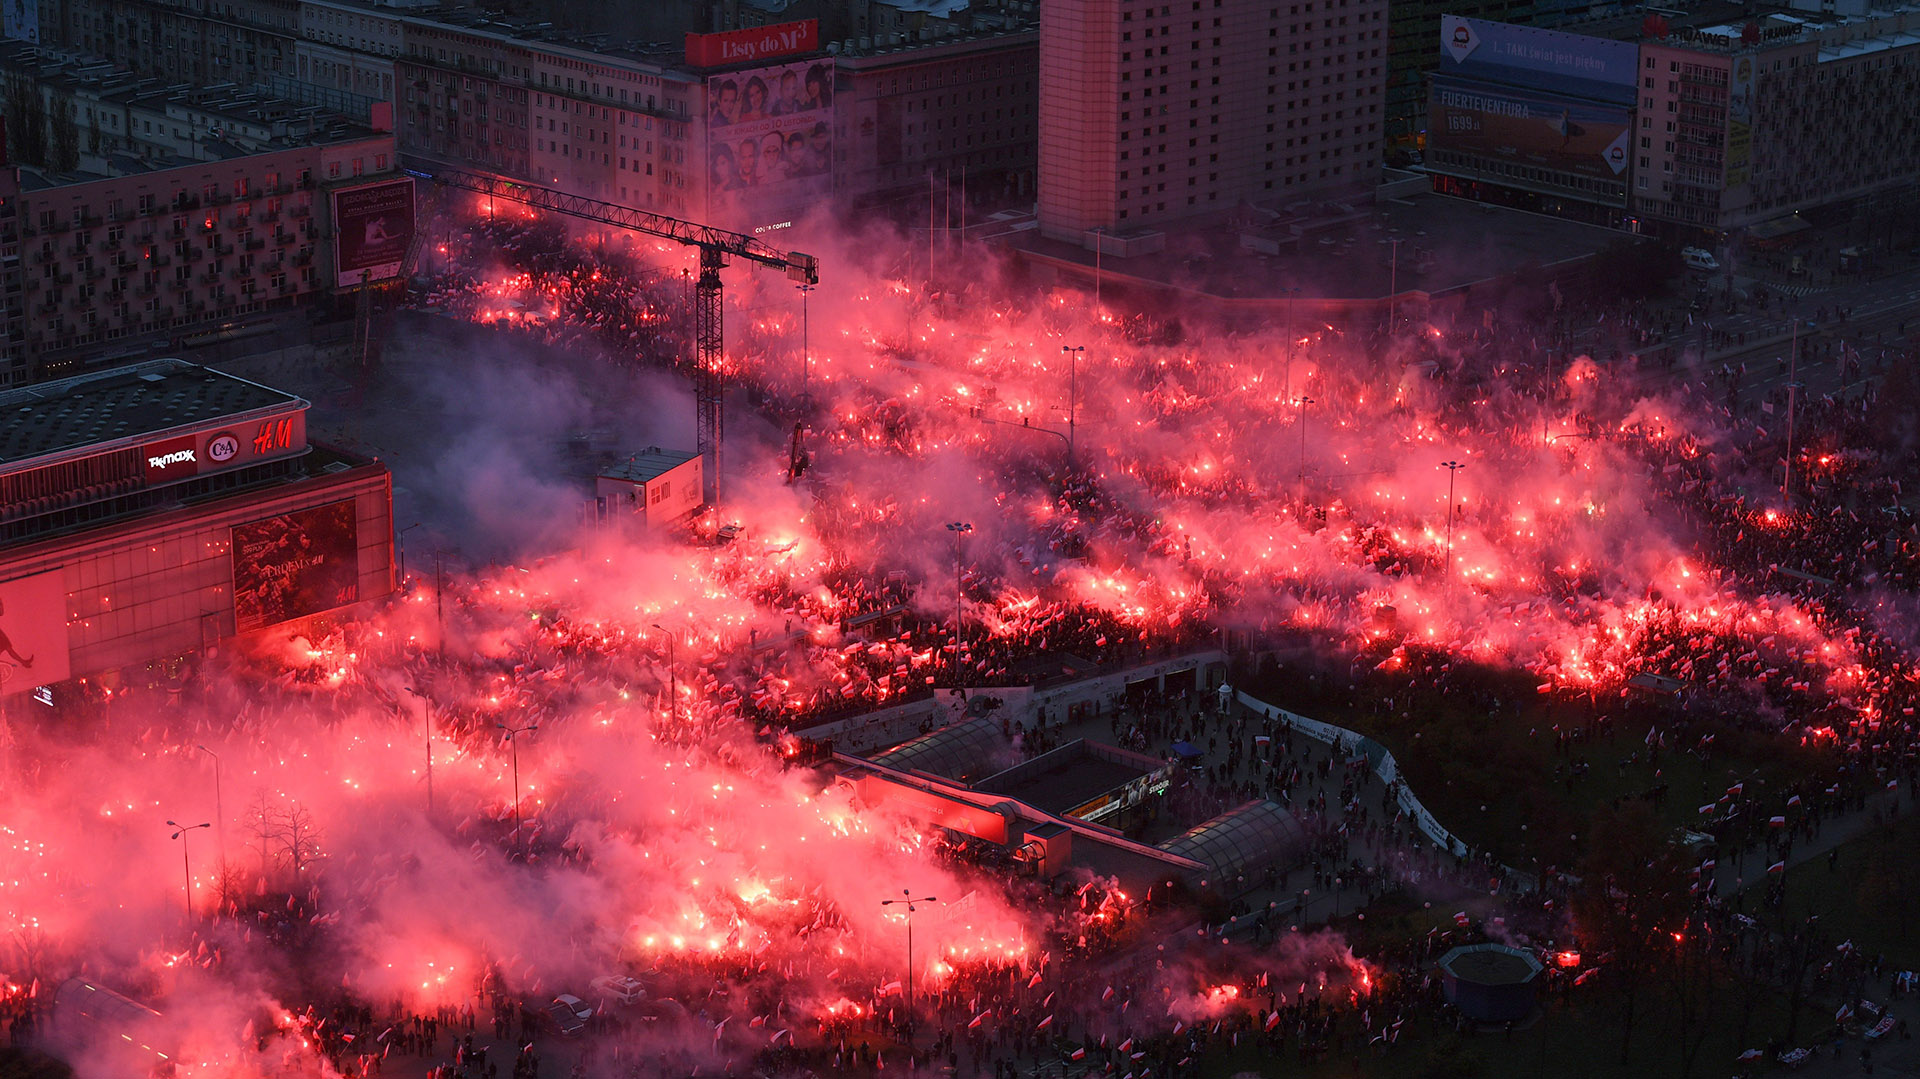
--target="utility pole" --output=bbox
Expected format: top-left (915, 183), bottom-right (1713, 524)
top-left (1441, 460), bottom-right (1466, 584)
top-left (1281, 286), bottom-right (1301, 401)
top-left (946, 523), bottom-right (973, 681)
top-left (194, 746), bottom-right (223, 881)
top-left (1296, 394), bottom-right (1314, 496)
top-left (406, 686), bottom-right (433, 818)
top-left (1783, 318), bottom-right (1802, 513)
top-left (1061, 345), bottom-right (1084, 466)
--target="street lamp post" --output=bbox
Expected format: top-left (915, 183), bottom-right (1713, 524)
top-left (166, 820), bottom-right (210, 923)
top-left (651, 624), bottom-right (677, 728)
top-left (397, 522), bottom-right (422, 584)
top-left (1783, 318), bottom-right (1803, 513)
top-left (1381, 235), bottom-right (1403, 331)
top-left (796, 283), bottom-right (815, 398)
top-left (946, 523), bottom-right (973, 682)
top-left (1060, 345), bottom-right (1084, 466)
top-left (194, 745), bottom-right (224, 879)
top-left (1440, 461), bottom-right (1465, 583)
top-left (1296, 395), bottom-right (1314, 496)
top-left (405, 686), bottom-right (433, 818)
top-left (496, 721), bottom-right (538, 851)
top-left (1280, 287), bottom-right (1301, 400)
top-left (881, 891), bottom-right (939, 1038)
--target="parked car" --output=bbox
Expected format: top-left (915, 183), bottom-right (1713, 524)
top-left (529, 995), bottom-right (589, 1038)
top-left (591, 975), bottom-right (647, 1006)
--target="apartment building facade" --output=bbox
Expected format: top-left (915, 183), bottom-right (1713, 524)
top-left (1037, 0), bottom-right (1387, 245)
top-left (0, 124), bottom-right (396, 381)
top-left (1633, 6), bottom-right (1920, 232)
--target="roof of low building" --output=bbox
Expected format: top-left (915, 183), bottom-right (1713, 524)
top-left (0, 360), bottom-right (300, 468)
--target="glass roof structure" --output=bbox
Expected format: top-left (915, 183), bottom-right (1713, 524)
top-left (866, 719), bottom-right (1010, 782)
top-left (1157, 800), bottom-right (1305, 885)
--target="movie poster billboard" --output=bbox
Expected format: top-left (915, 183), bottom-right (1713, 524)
top-left (0, 569), bottom-right (68, 696)
top-left (1429, 76), bottom-right (1633, 185)
top-left (231, 500), bottom-right (360, 632)
top-left (331, 177), bottom-right (415, 289)
top-left (3, 0), bottom-right (39, 44)
top-left (706, 59), bottom-right (833, 232)
top-left (1439, 15), bottom-right (1636, 104)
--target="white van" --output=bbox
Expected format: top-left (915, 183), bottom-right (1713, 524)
top-left (1681, 247), bottom-right (1719, 271)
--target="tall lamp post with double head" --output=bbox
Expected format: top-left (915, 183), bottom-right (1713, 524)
top-left (1440, 460), bottom-right (1466, 584)
top-left (405, 686), bottom-right (434, 818)
top-left (166, 820), bottom-right (211, 923)
top-left (881, 891), bottom-right (939, 1038)
top-left (946, 523), bottom-right (972, 681)
top-left (1060, 345), bottom-right (1084, 466)
top-left (1280, 286), bottom-right (1302, 400)
top-left (496, 721), bottom-right (538, 851)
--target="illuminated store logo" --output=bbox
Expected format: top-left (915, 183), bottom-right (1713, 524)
top-left (253, 417), bottom-right (294, 454)
top-left (148, 448), bottom-right (197, 469)
top-left (207, 431), bottom-right (241, 463)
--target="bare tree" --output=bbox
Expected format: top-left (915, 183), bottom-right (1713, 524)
top-left (245, 793), bottom-right (325, 884)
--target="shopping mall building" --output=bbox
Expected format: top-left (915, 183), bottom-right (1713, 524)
top-left (0, 359), bottom-right (392, 702)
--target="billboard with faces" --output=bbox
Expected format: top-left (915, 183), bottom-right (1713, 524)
top-left (706, 60), bottom-right (833, 231)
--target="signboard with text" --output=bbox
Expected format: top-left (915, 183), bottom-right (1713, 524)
top-left (331, 177), bottom-right (415, 289)
top-left (232, 500), bottom-right (360, 632)
top-left (1429, 75), bottom-right (1632, 189)
top-left (143, 434), bottom-right (201, 483)
top-left (1439, 15), bottom-right (1637, 104)
top-left (686, 19), bottom-right (818, 68)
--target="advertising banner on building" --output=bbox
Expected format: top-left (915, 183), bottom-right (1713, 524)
top-left (3, 0), bottom-right (40, 44)
top-left (686, 19), bottom-right (818, 68)
top-left (1429, 76), bottom-right (1632, 183)
top-left (331, 177), bottom-right (415, 289)
top-left (1439, 15), bottom-right (1636, 104)
top-left (231, 500), bottom-right (360, 632)
top-left (706, 59), bottom-right (833, 232)
top-left (0, 569), bottom-right (69, 696)
top-left (1725, 54), bottom-right (1755, 189)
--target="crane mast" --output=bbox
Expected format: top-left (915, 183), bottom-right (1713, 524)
top-left (406, 164), bottom-right (819, 504)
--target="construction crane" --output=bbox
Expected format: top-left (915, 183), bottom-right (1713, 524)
top-left (405, 163), bottom-right (819, 504)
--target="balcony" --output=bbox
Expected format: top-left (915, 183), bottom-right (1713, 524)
top-left (245, 238), bottom-right (266, 251)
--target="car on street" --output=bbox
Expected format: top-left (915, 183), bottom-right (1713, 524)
top-left (529, 995), bottom-right (591, 1038)
top-left (591, 975), bottom-right (647, 1006)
